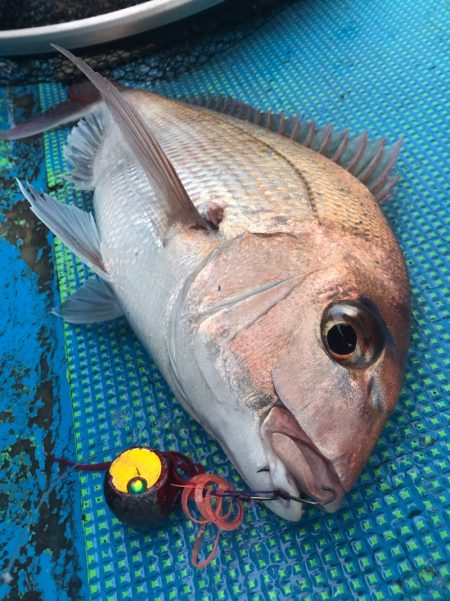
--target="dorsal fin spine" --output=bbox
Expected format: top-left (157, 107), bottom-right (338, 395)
top-left (331, 130), bottom-right (350, 162)
top-left (303, 122), bottom-right (316, 148)
top-left (357, 139), bottom-right (386, 182)
top-left (318, 124), bottom-right (333, 155)
top-left (290, 116), bottom-right (301, 140)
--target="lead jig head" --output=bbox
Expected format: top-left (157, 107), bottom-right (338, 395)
top-left (103, 446), bottom-right (204, 529)
top-left (104, 447), bottom-right (174, 528)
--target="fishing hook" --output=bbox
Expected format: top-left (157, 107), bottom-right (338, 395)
top-left (273, 486), bottom-right (338, 506)
top-left (213, 486), bottom-right (337, 507)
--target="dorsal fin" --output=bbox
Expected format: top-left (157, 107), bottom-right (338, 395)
top-left (183, 94), bottom-right (402, 204)
top-left (64, 106), bottom-right (105, 191)
top-left (52, 45), bottom-right (209, 230)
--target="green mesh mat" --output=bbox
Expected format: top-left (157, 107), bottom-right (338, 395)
top-left (39, 0), bottom-right (449, 598)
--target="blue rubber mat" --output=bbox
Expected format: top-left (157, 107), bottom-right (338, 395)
top-left (0, 87), bottom-right (88, 600)
top-left (2, 0), bottom-right (450, 599)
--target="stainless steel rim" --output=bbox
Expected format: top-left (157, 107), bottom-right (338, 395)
top-left (0, 0), bottom-right (224, 56)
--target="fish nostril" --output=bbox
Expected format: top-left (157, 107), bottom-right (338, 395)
top-left (367, 376), bottom-right (384, 413)
top-left (273, 399), bottom-right (285, 409)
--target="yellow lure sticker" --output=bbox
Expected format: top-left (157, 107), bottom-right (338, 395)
top-left (109, 448), bottom-right (162, 493)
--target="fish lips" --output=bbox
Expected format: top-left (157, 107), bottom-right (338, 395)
top-left (261, 406), bottom-right (345, 512)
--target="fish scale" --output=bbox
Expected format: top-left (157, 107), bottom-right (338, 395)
top-left (138, 91), bottom-right (399, 251)
top-left (124, 92), bottom-right (315, 235)
top-left (95, 143), bottom-right (164, 253)
top-left (215, 116), bottom-right (401, 248)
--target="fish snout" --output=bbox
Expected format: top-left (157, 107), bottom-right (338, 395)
top-left (324, 418), bottom-right (387, 495)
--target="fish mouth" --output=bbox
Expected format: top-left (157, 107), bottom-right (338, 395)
top-left (261, 406), bottom-right (345, 512)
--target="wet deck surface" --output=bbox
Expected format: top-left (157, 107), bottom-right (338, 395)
top-left (0, 87), bottom-right (86, 600)
top-left (0, 1), bottom-right (449, 599)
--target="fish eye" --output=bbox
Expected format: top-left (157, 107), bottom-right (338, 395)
top-left (321, 300), bottom-right (385, 367)
top-left (326, 323), bottom-right (357, 356)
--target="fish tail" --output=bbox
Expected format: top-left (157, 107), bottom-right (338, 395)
top-left (0, 80), bottom-right (123, 141)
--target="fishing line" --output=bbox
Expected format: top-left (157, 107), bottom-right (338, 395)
top-left (1, 441), bottom-right (339, 579)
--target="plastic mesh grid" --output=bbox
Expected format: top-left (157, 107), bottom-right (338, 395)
top-left (39, 0), bottom-right (449, 598)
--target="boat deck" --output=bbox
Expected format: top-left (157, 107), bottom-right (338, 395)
top-left (0, 1), bottom-right (449, 599)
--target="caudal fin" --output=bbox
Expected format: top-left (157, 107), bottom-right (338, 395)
top-left (0, 81), bottom-right (116, 141)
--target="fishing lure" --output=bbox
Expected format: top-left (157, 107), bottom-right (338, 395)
top-left (54, 447), bottom-right (203, 528)
top-left (104, 447), bottom-right (198, 528)
top-left (55, 446), bottom-right (337, 567)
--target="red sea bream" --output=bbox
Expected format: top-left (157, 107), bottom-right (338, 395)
top-left (4, 46), bottom-right (410, 520)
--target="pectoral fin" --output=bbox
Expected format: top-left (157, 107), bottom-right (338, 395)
top-left (52, 44), bottom-right (210, 231)
top-left (53, 278), bottom-right (123, 323)
top-left (17, 180), bottom-right (108, 280)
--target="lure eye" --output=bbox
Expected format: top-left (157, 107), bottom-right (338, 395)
top-left (321, 300), bottom-right (385, 367)
top-left (127, 476), bottom-right (148, 494)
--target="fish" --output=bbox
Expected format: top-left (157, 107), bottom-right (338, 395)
top-left (2, 46), bottom-right (410, 521)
